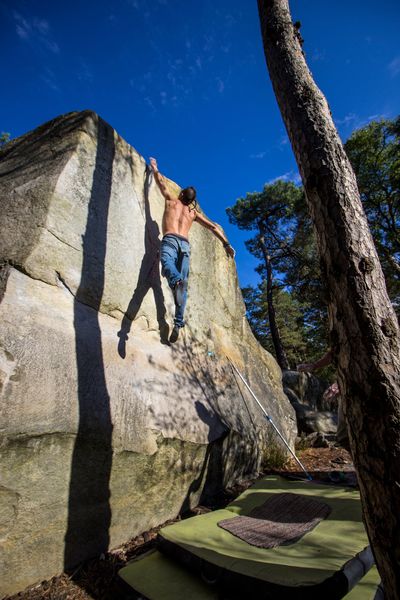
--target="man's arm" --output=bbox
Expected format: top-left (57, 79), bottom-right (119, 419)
top-left (195, 211), bottom-right (235, 257)
top-left (297, 349), bottom-right (332, 372)
top-left (149, 157), bottom-right (173, 201)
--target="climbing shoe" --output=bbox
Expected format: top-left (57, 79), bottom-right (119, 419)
top-left (169, 326), bottom-right (180, 343)
top-left (173, 280), bottom-right (184, 307)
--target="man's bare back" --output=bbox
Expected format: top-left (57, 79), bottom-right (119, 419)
top-left (149, 156), bottom-right (235, 256)
top-left (162, 197), bottom-right (197, 238)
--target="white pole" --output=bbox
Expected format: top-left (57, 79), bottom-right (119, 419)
top-left (228, 357), bottom-right (312, 480)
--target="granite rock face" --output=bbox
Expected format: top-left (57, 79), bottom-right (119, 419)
top-left (283, 370), bottom-right (337, 435)
top-left (283, 370), bottom-right (330, 411)
top-left (0, 111), bottom-right (296, 595)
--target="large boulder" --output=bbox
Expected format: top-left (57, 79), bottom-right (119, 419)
top-left (283, 370), bottom-right (329, 411)
top-left (0, 111), bottom-right (296, 596)
top-left (283, 371), bottom-right (337, 436)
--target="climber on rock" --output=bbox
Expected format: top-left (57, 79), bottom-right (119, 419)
top-left (149, 157), bottom-right (235, 343)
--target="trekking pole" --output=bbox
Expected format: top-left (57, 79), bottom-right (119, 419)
top-left (227, 357), bottom-right (312, 481)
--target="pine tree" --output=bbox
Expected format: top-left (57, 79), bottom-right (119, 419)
top-left (257, 1), bottom-right (400, 595)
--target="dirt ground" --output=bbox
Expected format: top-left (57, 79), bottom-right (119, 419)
top-left (4, 445), bottom-right (354, 600)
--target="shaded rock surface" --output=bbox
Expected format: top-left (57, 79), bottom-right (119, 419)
top-left (283, 370), bottom-right (337, 436)
top-left (0, 111), bottom-right (296, 596)
top-left (1, 446), bottom-right (354, 600)
top-left (303, 432), bottom-right (330, 449)
top-left (283, 370), bottom-right (330, 411)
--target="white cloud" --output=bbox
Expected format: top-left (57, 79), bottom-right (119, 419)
top-left (249, 151), bottom-right (266, 159)
top-left (35, 19), bottom-right (49, 35)
top-left (335, 112), bottom-right (388, 132)
top-left (292, 173), bottom-right (302, 185)
top-left (225, 14), bottom-right (236, 27)
top-left (266, 171), bottom-right (301, 185)
top-left (311, 48), bottom-right (326, 62)
top-left (388, 57), bottom-right (400, 78)
top-left (203, 34), bottom-right (214, 53)
top-left (144, 97), bottom-right (156, 111)
top-left (13, 11), bottom-right (59, 53)
top-left (279, 136), bottom-right (289, 148)
top-left (14, 12), bottom-right (29, 36)
top-left (77, 62), bottom-right (94, 83)
top-left (16, 24), bottom-right (29, 39)
top-left (44, 39), bottom-right (60, 54)
top-left (167, 71), bottom-right (177, 86)
top-left (367, 113), bottom-right (386, 121)
top-left (131, 20), bottom-right (233, 111)
top-left (41, 68), bottom-right (60, 92)
top-left (216, 78), bottom-right (225, 93)
top-left (335, 112), bottom-right (358, 126)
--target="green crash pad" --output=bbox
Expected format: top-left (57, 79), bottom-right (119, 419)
top-left (119, 550), bottom-right (380, 600)
top-left (119, 475), bottom-right (377, 599)
top-left (345, 567), bottom-right (379, 599)
top-left (158, 475), bottom-right (373, 594)
top-left (119, 550), bottom-right (219, 600)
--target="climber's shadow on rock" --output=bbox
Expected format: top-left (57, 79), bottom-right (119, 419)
top-left (65, 116), bottom-right (114, 573)
top-left (117, 165), bottom-right (169, 357)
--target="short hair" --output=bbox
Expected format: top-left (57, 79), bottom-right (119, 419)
top-left (180, 186), bottom-right (197, 205)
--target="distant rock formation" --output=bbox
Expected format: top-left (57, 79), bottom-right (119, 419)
top-left (283, 370), bottom-right (337, 435)
top-left (0, 111), bottom-right (296, 596)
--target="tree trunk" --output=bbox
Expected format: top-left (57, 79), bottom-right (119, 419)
top-left (257, 1), bottom-right (400, 597)
top-left (258, 226), bottom-right (290, 370)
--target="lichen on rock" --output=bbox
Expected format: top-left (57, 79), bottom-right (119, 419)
top-left (0, 111), bottom-right (296, 596)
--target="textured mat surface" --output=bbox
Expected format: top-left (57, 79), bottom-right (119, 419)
top-left (218, 492), bottom-right (331, 548)
top-left (159, 476), bottom-right (370, 586)
top-left (119, 477), bottom-right (378, 599)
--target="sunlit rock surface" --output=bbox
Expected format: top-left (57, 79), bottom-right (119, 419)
top-left (0, 111), bottom-right (296, 595)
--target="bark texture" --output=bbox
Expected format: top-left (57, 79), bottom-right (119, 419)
top-left (258, 1), bottom-right (400, 597)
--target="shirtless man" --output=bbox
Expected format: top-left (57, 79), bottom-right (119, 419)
top-left (150, 157), bottom-right (235, 342)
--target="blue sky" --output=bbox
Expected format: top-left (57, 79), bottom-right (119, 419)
top-left (1, 0), bottom-right (399, 288)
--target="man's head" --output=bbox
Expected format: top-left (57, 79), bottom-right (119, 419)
top-left (179, 186), bottom-right (197, 206)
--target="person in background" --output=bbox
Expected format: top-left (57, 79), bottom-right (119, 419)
top-left (297, 350), bottom-right (350, 451)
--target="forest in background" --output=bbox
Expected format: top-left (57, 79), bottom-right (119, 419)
top-left (228, 116), bottom-right (400, 372)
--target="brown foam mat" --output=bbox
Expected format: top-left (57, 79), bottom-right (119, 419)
top-left (218, 492), bottom-right (331, 549)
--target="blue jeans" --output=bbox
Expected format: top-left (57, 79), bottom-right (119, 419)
top-left (160, 234), bottom-right (190, 328)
